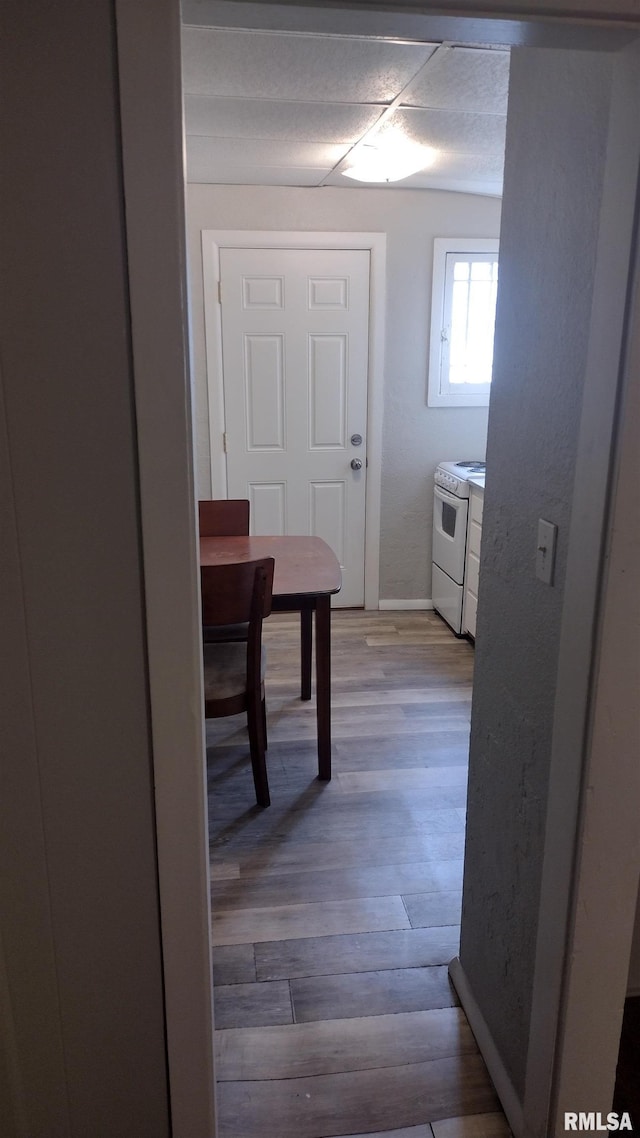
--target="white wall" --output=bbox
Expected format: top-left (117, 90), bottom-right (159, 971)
top-left (458, 42), bottom-right (632, 1119)
top-left (186, 183), bottom-right (501, 602)
top-left (0, 4), bottom-right (170, 1134)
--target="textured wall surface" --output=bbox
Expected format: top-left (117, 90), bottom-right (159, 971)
top-left (0, 3), bottom-right (170, 1133)
top-left (460, 47), bottom-right (613, 1096)
top-left (186, 183), bottom-right (501, 600)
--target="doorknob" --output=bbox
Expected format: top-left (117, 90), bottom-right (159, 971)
top-left (350, 458), bottom-right (363, 471)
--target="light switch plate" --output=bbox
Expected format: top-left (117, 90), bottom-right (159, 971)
top-left (536, 518), bottom-right (557, 585)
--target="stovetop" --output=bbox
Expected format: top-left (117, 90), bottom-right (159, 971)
top-left (434, 460), bottom-right (486, 498)
top-left (450, 461), bottom-right (485, 475)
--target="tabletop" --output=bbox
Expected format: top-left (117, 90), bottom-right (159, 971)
top-left (199, 535), bottom-right (342, 599)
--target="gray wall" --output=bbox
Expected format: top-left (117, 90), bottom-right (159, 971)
top-left (186, 184), bottom-right (501, 601)
top-left (0, 3), bottom-right (169, 1134)
top-left (460, 48), bottom-right (614, 1096)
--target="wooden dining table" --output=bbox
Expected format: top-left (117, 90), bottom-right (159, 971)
top-left (199, 535), bottom-right (342, 780)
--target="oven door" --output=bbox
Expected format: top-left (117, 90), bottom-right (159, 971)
top-left (432, 484), bottom-right (468, 585)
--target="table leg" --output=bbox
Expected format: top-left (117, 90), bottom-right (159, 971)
top-left (315, 594), bottom-right (332, 780)
top-left (300, 607), bottom-right (312, 701)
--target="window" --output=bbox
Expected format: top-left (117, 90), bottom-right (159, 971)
top-left (428, 237), bottom-right (499, 407)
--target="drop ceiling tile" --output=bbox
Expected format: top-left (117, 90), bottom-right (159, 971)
top-left (182, 27), bottom-right (437, 103)
top-left (186, 159), bottom-right (331, 187)
top-left (184, 95), bottom-right (383, 143)
top-left (379, 107), bottom-right (506, 156)
top-left (187, 135), bottom-right (348, 172)
top-left (435, 150), bottom-right (504, 180)
top-left (408, 149), bottom-right (504, 189)
top-left (405, 46), bottom-right (510, 115)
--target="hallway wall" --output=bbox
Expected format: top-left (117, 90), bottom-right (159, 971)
top-left (459, 45), bottom-right (614, 1097)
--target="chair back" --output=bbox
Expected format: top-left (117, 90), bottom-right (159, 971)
top-left (201, 558), bottom-right (274, 808)
top-left (200, 557), bottom-right (274, 631)
top-left (198, 499), bottom-right (250, 537)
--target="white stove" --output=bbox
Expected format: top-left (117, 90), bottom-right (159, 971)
top-left (432, 460), bottom-right (486, 634)
top-left (434, 460), bottom-right (486, 498)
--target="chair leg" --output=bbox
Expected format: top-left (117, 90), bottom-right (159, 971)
top-left (261, 696), bottom-right (268, 751)
top-left (247, 694), bottom-right (270, 808)
top-left (301, 607), bottom-right (312, 700)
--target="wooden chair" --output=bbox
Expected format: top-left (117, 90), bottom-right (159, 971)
top-left (201, 557), bottom-right (274, 808)
top-left (199, 499), bottom-right (251, 643)
top-left (198, 498), bottom-right (250, 538)
top-left (198, 497), bottom-right (312, 702)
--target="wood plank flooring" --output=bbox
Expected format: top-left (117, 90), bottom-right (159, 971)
top-left (207, 609), bottom-right (511, 1138)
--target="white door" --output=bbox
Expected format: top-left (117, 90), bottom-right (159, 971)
top-left (219, 247), bottom-right (370, 607)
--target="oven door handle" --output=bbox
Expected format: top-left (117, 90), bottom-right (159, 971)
top-left (434, 484), bottom-right (463, 507)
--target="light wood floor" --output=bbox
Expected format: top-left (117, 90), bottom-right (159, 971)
top-left (207, 609), bottom-right (511, 1138)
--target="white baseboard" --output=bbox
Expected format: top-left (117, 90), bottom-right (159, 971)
top-left (448, 957), bottom-right (525, 1138)
top-left (378, 599), bottom-right (433, 610)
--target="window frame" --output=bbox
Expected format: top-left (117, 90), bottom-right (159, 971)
top-left (427, 237), bottom-right (500, 408)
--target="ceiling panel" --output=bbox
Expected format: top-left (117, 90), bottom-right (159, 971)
top-left (413, 154), bottom-right (504, 191)
top-left (378, 107), bottom-right (506, 157)
top-left (434, 150), bottom-right (504, 180)
top-left (184, 95), bottom-right (383, 143)
top-left (186, 158), bottom-right (331, 187)
top-left (405, 46), bottom-right (510, 114)
top-left (187, 135), bottom-right (348, 170)
top-left (181, 23), bottom-right (509, 196)
top-left (182, 27), bottom-right (438, 103)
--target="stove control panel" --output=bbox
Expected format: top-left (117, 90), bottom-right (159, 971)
top-left (434, 467), bottom-right (468, 497)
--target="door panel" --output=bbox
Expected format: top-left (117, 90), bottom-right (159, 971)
top-left (219, 247), bottom-right (370, 607)
top-left (309, 335), bottom-right (346, 448)
top-left (249, 482), bottom-right (286, 535)
top-left (244, 335), bottom-right (284, 449)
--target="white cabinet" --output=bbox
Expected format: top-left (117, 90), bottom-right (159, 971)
top-left (462, 483), bottom-right (484, 638)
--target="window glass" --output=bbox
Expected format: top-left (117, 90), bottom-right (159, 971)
top-left (446, 254), bottom-right (498, 388)
top-left (428, 238), bottom-right (499, 407)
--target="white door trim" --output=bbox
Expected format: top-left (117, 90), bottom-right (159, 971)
top-left (202, 229), bottom-right (386, 611)
top-left (115, 4), bottom-right (217, 1136)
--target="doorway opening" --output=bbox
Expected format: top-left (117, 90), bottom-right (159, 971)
top-left (117, 3), bottom-right (640, 1135)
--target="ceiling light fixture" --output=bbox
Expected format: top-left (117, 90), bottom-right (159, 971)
top-left (342, 139), bottom-right (438, 184)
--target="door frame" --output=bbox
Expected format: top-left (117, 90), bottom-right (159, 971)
top-left (115, 4), bottom-right (217, 1136)
top-left (201, 229), bottom-right (386, 610)
top-left (114, 4), bottom-right (640, 1137)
